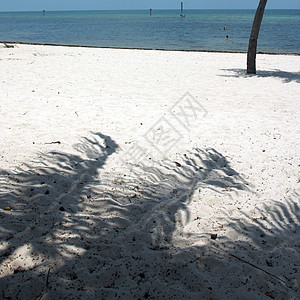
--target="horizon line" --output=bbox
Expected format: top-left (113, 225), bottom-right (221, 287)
top-left (1, 8), bottom-right (299, 13)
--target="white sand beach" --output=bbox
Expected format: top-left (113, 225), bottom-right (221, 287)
top-left (0, 44), bottom-right (299, 299)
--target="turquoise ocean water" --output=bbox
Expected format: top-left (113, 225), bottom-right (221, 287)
top-left (0, 10), bottom-right (299, 53)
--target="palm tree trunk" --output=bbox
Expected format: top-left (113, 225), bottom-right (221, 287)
top-left (247, 0), bottom-right (268, 74)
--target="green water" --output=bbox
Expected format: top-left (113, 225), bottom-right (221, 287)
top-left (0, 9), bottom-right (299, 53)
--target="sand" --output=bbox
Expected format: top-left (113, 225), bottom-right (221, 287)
top-left (0, 44), bottom-right (299, 299)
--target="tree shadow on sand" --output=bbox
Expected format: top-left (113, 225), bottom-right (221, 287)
top-left (0, 133), bottom-right (299, 299)
top-left (220, 68), bottom-right (300, 83)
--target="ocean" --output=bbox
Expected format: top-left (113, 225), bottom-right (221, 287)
top-left (0, 9), bottom-right (299, 54)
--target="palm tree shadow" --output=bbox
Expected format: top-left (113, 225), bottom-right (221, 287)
top-left (220, 68), bottom-right (300, 83)
top-left (100, 148), bottom-right (248, 247)
top-left (0, 139), bottom-right (298, 299)
top-left (217, 190), bottom-right (300, 297)
top-left (0, 132), bottom-right (118, 269)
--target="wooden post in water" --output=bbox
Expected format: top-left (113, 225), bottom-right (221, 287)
top-left (180, 2), bottom-right (185, 18)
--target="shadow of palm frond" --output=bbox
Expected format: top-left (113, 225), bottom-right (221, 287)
top-left (211, 189), bottom-right (300, 298)
top-left (219, 68), bottom-right (300, 83)
top-left (0, 132), bottom-right (118, 262)
top-left (1, 138), bottom-right (297, 299)
top-left (0, 142), bottom-right (250, 299)
top-left (100, 148), bottom-right (249, 246)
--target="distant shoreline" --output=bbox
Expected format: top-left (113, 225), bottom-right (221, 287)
top-left (1, 41), bottom-right (300, 56)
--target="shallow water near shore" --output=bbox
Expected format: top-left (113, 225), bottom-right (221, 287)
top-left (0, 9), bottom-right (299, 53)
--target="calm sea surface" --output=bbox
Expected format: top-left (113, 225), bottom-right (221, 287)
top-left (0, 10), bottom-right (299, 53)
